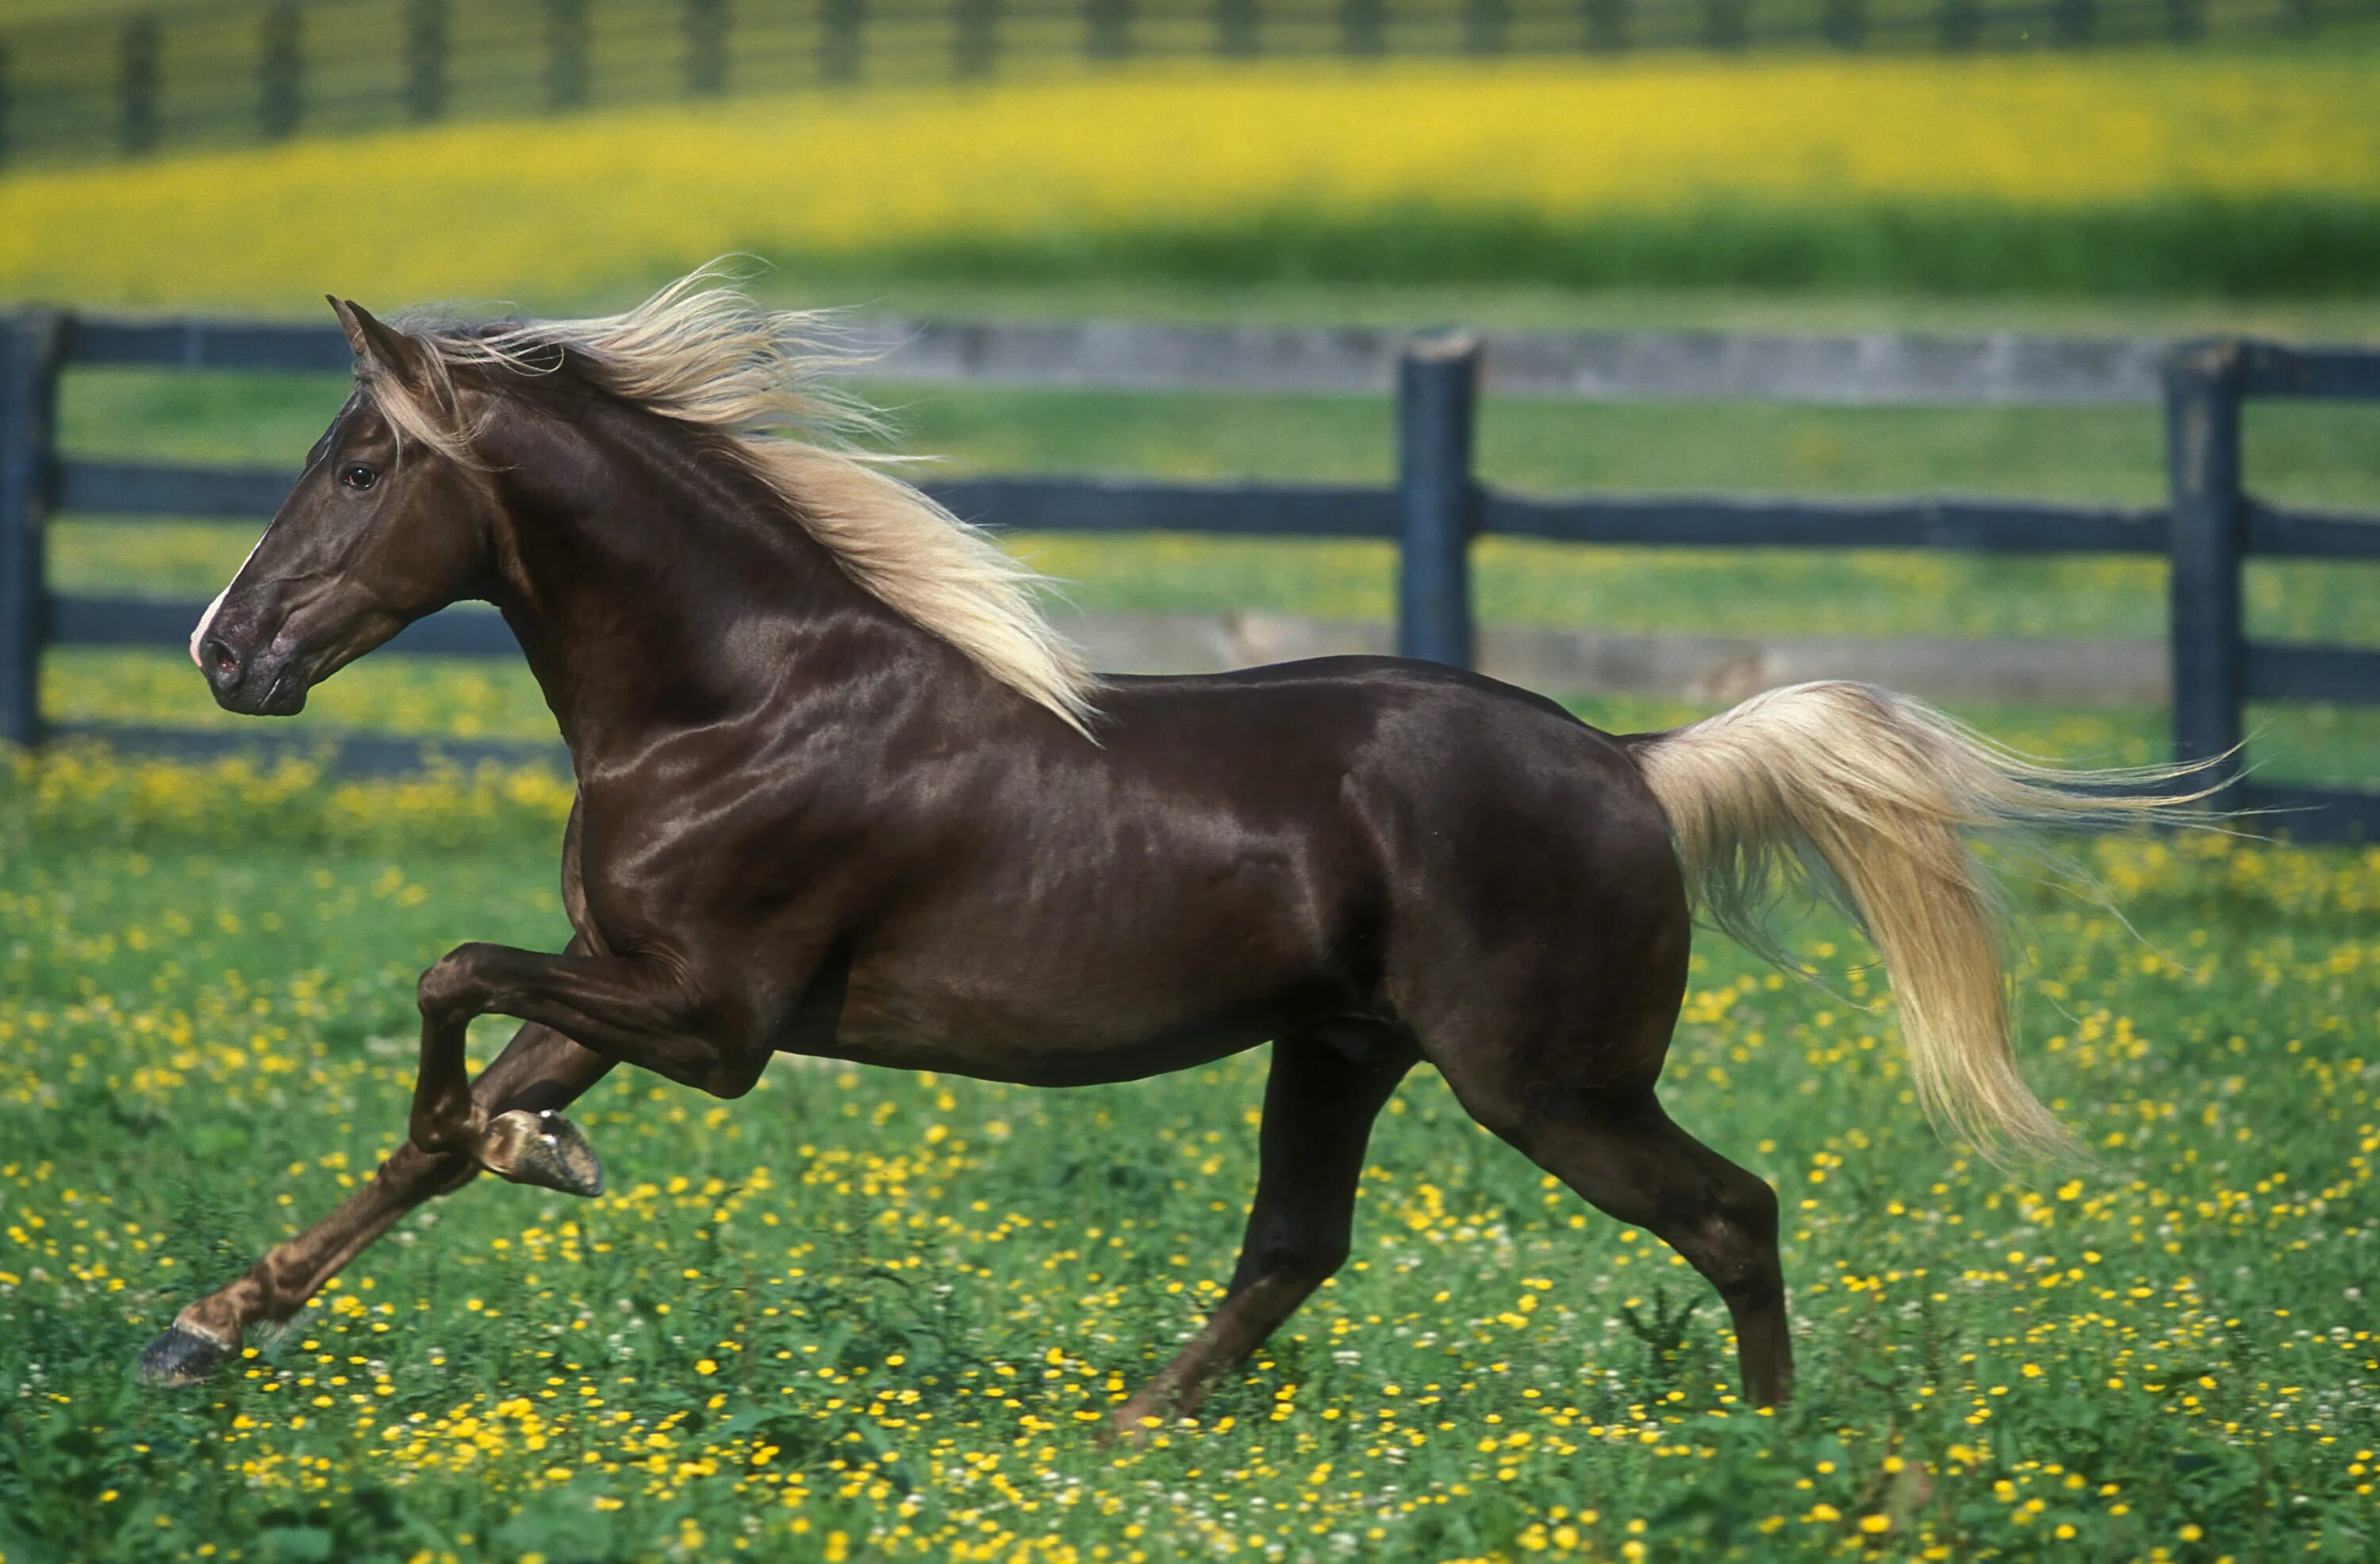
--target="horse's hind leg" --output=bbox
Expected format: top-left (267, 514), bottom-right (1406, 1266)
top-left (1523, 1093), bottom-right (1790, 1405)
top-left (1108, 1030), bottom-right (1414, 1439)
top-left (1446, 1061), bottom-right (1792, 1406)
top-left (138, 1020), bottom-right (611, 1386)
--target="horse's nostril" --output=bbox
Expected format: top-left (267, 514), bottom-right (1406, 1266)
top-left (205, 637), bottom-right (240, 678)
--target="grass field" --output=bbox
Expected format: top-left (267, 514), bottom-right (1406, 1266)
top-left (2, 739), bottom-right (2375, 1563)
top-left (6, 48), bottom-right (2380, 306)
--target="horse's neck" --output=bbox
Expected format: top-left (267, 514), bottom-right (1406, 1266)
top-left (485, 408), bottom-right (952, 766)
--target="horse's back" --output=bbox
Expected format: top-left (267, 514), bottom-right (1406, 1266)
top-left (1096, 653), bottom-right (1684, 970)
top-left (1096, 654), bottom-right (1660, 842)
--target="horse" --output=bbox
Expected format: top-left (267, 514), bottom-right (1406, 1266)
top-left (140, 271), bottom-right (2197, 1426)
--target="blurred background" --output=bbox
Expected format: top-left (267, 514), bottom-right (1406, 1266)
top-left (2, 0), bottom-right (2376, 787)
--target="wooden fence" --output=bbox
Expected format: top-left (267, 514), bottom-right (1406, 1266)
top-left (2, 0), bottom-right (2371, 169)
top-left (1, 309), bottom-right (2376, 836)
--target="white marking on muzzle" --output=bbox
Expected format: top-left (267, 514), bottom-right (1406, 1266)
top-left (189, 532), bottom-right (267, 667)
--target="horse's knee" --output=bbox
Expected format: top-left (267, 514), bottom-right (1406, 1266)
top-left (416, 943), bottom-right (493, 1020)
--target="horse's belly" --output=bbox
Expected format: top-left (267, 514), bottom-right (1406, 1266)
top-left (794, 916), bottom-right (1353, 1086)
top-left (782, 1015), bottom-right (1270, 1086)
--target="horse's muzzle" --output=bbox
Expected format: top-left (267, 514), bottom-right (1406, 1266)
top-left (198, 622), bottom-right (310, 716)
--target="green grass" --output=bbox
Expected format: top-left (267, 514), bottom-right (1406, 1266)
top-left (785, 194), bottom-right (2380, 300)
top-left (2, 741), bottom-right (2374, 1562)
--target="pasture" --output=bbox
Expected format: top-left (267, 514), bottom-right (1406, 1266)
top-left (7, 368), bottom-right (2380, 1561)
top-left (3, 736), bottom-right (2377, 1562)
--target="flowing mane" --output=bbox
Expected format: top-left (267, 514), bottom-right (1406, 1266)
top-left (355, 267), bottom-right (1100, 736)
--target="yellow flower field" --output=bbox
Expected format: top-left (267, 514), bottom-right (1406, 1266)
top-left (7, 50), bottom-right (2378, 309)
top-left (2, 746), bottom-right (2376, 1559)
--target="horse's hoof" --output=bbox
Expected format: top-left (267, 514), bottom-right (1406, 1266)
top-left (481, 1109), bottom-right (604, 1198)
top-left (1101, 1406), bottom-right (1160, 1449)
top-left (138, 1323), bottom-right (231, 1388)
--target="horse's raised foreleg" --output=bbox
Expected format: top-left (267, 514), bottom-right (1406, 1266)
top-left (140, 1020), bottom-right (612, 1386)
top-left (1107, 1032), bottom-right (1413, 1441)
top-left (407, 942), bottom-right (753, 1159)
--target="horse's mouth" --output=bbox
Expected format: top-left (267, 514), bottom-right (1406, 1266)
top-left (209, 655), bottom-right (312, 717)
top-left (251, 667), bottom-right (310, 717)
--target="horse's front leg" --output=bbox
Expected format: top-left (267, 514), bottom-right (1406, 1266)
top-left (409, 941), bottom-right (752, 1159)
top-left (140, 1020), bottom-right (611, 1385)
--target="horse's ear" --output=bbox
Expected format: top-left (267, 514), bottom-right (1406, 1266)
top-left (328, 295), bottom-right (429, 389)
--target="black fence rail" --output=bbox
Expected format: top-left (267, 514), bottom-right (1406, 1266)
top-left (2, 309), bottom-right (2377, 837)
top-left (2, 0), bottom-right (2370, 170)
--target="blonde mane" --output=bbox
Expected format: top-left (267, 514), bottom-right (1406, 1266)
top-left (355, 267), bottom-right (1100, 736)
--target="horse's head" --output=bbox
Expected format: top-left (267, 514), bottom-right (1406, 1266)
top-left (191, 298), bottom-right (501, 716)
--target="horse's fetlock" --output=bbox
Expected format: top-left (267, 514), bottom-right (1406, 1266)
top-left (409, 1099), bottom-right (486, 1158)
top-left (173, 1302), bottom-right (240, 1349)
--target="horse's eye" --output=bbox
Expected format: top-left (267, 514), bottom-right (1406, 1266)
top-left (339, 463), bottom-right (378, 492)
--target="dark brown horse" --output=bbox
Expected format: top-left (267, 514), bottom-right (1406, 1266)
top-left (142, 273), bottom-right (2193, 1424)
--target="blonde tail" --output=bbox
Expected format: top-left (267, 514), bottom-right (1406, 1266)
top-left (1626, 681), bottom-right (2210, 1166)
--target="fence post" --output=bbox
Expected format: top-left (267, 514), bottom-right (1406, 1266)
top-left (1086, 0), bottom-right (1133, 57)
top-left (2163, 340), bottom-right (2247, 813)
top-left (120, 14), bottom-right (160, 156)
top-left (1341, 0), bottom-right (1385, 54)
top-left (1395, 332), bottom-right (1480, 670)
top-left (259, 3), bottom-right (302, 140)
top-left (1, 313), bottom-right (63, 751)
top-left (1464, 0), bottom-right (1511, 52)
top-left (822, 0), bottom-right (865, 83)
top-left (1213, 0), bottom-right (1259, 56)
top-left (405, 0), bottom-right (447, 122)
top-left (685, 0), bottom-right (728, 96)
top-left (547, 0), bottom-right (589, 110)
top-left (1584, 0), bottom-right (1630, 51)
top-left (954, 0), bottom-right (1001, 77)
